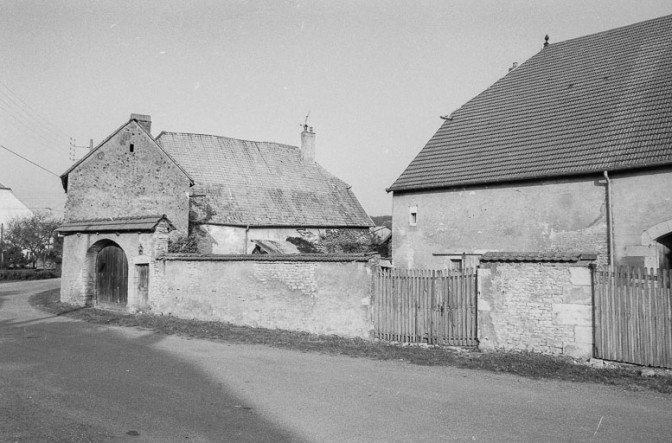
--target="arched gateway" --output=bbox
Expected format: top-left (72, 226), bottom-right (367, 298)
top-left (641, 220), bottom-right (672, 270)
top-left (95, 241), bottom-right (128, 305)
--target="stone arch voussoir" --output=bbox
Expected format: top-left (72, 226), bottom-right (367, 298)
top-left (641, 220), bottom-right (672, 246)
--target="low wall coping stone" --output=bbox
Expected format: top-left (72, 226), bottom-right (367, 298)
top-left (160, 253), bottom-right (375, 263)
top-left (480, 251), bottom-right (597, 263)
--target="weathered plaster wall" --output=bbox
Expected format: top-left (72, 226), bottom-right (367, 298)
top-left (60, 223), bottom-right (170, 310)
top-left (392, 177), bottom-right (608, 269)
top-left (611, 167), bottom-right (672, 267)
top-left (151, 258), bottom-right (374, 338)
top-left (201, 225), bottom-right (370, 254)
top-left (64, 121), bottom-right (191, 234)
top-left (202, 226), bottom-right (322, 254)
top-left (478, 262), bottom-right (593, 359)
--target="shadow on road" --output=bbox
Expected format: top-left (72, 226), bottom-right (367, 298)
top-left (0, 281), bottom-right (307, 443)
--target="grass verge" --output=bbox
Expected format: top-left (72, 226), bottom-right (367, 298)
top-left (31, 288), bottom-right (672, 395)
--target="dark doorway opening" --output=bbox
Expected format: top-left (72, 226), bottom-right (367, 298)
top-left (136, 264), bottom-right (149, 308)
top-left (656, 233), bottom-right (672, 270)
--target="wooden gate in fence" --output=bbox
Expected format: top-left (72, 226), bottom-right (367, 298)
top-left (373, 267), bottom-right (477, 346)
top-left (594, 267), bottom-right (672, 368)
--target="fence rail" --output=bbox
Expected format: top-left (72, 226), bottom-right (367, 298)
top-left (373, 267), bottom-right (477, 346)
top-left (594, 267), bottom-right (672, 369)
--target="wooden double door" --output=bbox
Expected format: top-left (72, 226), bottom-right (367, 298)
top-left (96, 243), bottom-right (128, 305)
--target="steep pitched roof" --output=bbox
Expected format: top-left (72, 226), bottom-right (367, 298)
top-left (389, 14), bottom-right (672, 192)
top-left (155, 132), bottom-right (373, 227)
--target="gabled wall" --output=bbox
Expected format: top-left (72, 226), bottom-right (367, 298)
top-left (64, 121), bottom-right (191, 234)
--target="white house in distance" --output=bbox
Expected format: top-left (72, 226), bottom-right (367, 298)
top-left (0, 181), bottom-right (33, 234)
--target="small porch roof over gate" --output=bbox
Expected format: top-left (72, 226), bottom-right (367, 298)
top-left (57, 215), bottom-right (175, 234)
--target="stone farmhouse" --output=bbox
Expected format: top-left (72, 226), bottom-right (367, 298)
top-left (388, 14), bottom-right (672, 271)
top-left (58, 114), bottom-right (372, 307)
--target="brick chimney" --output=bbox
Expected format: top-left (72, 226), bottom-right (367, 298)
top-left (130, 113), bottom-right (152, 135)
top-left (301, 125), bottom-right (315, 163)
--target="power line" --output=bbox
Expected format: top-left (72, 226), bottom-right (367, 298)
top-left (0, 90), bottom-right (69, 149)
top-left (0, 77), bottom-right (71, 138)
top-left (0, 100), bottom-right (70, 154)
top-left (0, 143), bottom-right (60, 177)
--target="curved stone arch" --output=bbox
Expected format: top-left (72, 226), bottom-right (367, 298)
top-left (81, 238), bottom-right (127, 306)
top-left (641, 220), bottom-right (672, 246)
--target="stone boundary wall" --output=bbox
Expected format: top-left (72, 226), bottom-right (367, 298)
top-left (150, 255), bottom-right (375, 339)
top-left (477, 260), bottom-right (594, 359)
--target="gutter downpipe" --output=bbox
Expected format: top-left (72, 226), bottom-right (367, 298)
top-left (244, 225), bottom-right (250, 254)
top-left (603, 171), bottom-right (614, 272)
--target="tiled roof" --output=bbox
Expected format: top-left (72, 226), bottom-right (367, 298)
top-left (251, 239), bottom-right (300, 255)
top-left (155, 132), bottom-right (373, 227)
top-left (57, 215), bottom-right (174, 233)
top-left (370, 226), bottom-right (392, 245)
top-left (480, 251), bottom-right (598, 263)
top-left (389, 15), bottom-right (672, 192)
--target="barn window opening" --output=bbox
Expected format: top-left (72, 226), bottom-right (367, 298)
top-left (409, 206), bottom-right (417, 226)
top-left (129, 143), bottom-right (135, 153)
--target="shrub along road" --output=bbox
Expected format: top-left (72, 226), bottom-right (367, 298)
top-left (1, 279), bottom-right (672, 442)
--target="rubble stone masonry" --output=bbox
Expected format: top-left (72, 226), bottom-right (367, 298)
top-left (478, 261), bottom-right (593, 359)
top-left (64, 121), bottom-right (191, 234)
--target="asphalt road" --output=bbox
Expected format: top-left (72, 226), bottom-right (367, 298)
top-left (1, 280), bottom-right (671, 443)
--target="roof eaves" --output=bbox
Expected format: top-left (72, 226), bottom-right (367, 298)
top-left (203, 222), bottom-right (374, 228)
top-left (56, 214), bottom-right (175, 233)
top-left (387, 158), bottom-right (672, 193)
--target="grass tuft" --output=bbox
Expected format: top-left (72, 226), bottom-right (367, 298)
top-left (30, 289), bottom-right (672, 395)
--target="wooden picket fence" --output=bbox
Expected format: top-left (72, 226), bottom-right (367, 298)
top-left (373, 267), bottom-right (477, 346)
top-left (594, 267), bottom-right (672, 369)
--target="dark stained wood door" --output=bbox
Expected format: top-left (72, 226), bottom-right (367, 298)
top-left (96, 243), bottom-right (128, 305)
top-left (136, 264), bottom-right (149, 308)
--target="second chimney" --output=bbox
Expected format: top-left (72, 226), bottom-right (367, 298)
top-left (130, 113), bottom-right (152, 135)
top-left (301, 125), bottom-right (315, 163)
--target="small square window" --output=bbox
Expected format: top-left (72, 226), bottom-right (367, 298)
top-left (409, 206), bottom-right (417, 226)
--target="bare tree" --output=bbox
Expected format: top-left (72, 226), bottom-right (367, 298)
top-left (6, 212), bottom-right (62, 269)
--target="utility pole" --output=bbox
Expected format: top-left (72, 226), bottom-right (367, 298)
top-left (1, 223), bottom-right (4, 269)
top-left (69, 138), bottom-right (93, 162)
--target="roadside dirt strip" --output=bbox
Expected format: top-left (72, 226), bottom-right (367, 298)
top-left (2, 279), bottom-right (672, 442)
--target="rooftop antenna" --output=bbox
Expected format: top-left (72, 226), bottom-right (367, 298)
top-left (301, 112), bottom-right (311, 131)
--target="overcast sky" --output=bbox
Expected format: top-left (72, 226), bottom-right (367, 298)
top-left (1, 0), bottom-right (671, 218)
